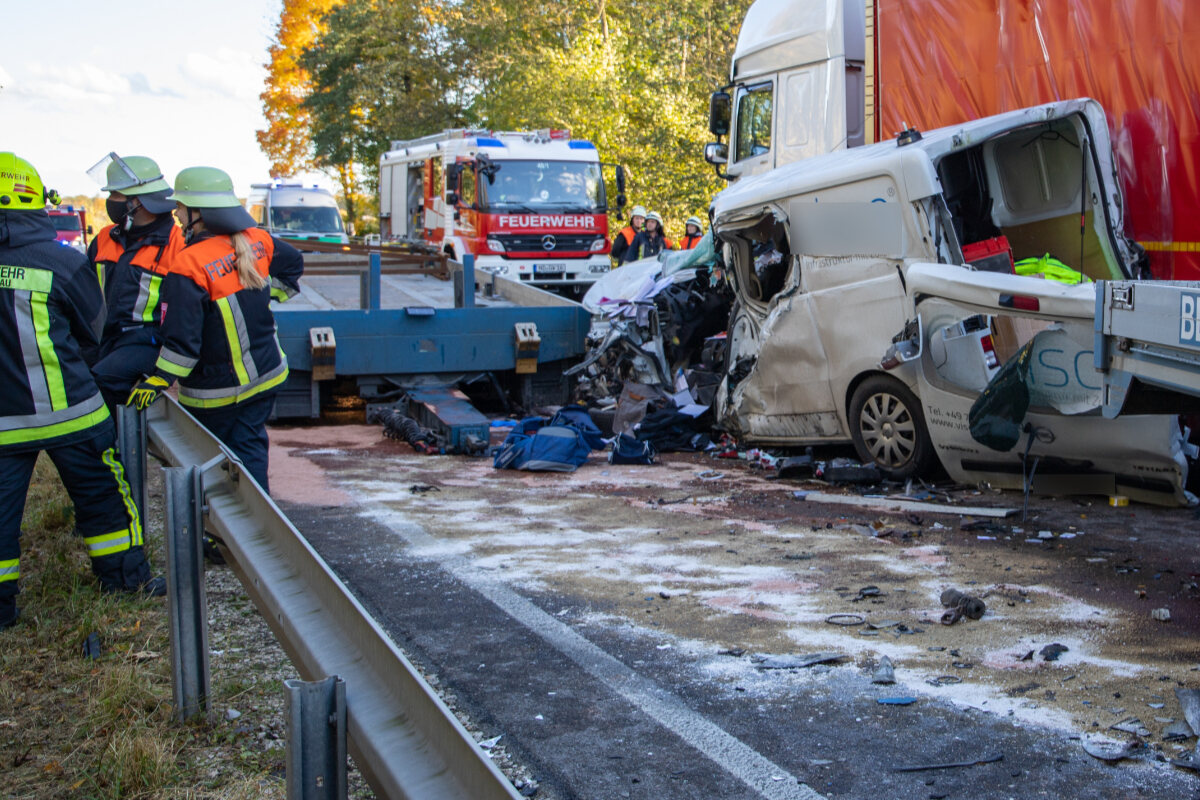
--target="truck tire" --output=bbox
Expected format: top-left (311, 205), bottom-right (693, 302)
top-left (848, 375), bottom-right (935, 481)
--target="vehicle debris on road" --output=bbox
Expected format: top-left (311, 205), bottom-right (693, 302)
top-left (940, 588), bottom-right (986, 625)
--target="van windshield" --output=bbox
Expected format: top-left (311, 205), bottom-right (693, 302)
top-left (269, 206), bottom-right (345, 234)
top-left (479, 160), bottom-right (605, 213)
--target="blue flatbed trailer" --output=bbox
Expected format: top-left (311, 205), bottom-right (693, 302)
top-left (272, 254), bottom-right (591, 418)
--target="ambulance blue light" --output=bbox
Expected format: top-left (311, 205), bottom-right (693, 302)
top-left (475, 137), bottom-right (505, 147)
top-left (568, 140), bottom-right (596, 150)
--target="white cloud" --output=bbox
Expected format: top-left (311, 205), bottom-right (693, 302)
top-left (180, 47), bottom-right (265, 101)
top-left (16, 61), bottom-right (134, 103)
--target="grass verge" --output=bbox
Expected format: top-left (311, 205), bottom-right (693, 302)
top-left (0, 455), bottom-right (289, 800)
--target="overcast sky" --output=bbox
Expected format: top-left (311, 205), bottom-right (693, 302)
top-left (1, 0), bottom-right (332, 198)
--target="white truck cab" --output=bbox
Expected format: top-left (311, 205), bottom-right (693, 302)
top-left (704, 0), bottom-right (866, 182)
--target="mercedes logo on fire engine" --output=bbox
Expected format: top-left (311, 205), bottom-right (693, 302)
top-left (541, 235), bottom-right (557, 252)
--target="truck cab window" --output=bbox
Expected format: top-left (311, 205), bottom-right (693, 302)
top-left (734, 83), bottom-right (773, 162)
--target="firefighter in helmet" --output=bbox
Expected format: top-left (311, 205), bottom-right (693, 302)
top-left (624, 211), bottom-right (674, 263)
top-left (1, 152), bottom-right (165, 630)
top-left (680, 216), bottom-right (705, 250)
top-left (610, 204), bottom-right (645, 266)
top-left (126, 167), bottom-right (303, 493)
top-left (88, 154), bottom-right (184, 412)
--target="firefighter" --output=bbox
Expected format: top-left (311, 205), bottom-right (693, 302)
top-left (623, 211), bottom-right (673, 263)
top-left (680, 216), bottom-right (705, 250)
top-left (126, 167), bottom-right (303, 494)
top-left (610, 204), bottom-right (645, 265)
top-left (1, 153), bottom-right (165, 629)
top-left (88, 155), bottom-right (184, 412)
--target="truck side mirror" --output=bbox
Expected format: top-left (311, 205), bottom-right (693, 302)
top-left (709, 91), bottom-right (731, 137)
top-left (616, 165), bottom-right (626, 194)
top-left (446, 191), bottom-right (460, 206)
top-left (446, 163), bottom-right (463, 185)
top-left (616, 193), bottom-right (627, 209)
top-left (86, 225), bottom-right (94, 235)
top-left (704, 142), bottom-right (729, 165)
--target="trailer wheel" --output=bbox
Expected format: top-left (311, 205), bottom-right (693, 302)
top-left (848, 376), bottom-right (935, 481)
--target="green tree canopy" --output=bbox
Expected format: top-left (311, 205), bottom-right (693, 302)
top-left (271, 0), bottom-right (753, 236)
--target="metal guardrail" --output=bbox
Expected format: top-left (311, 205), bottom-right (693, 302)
top-left (144, 397), bottom-right (521, 800)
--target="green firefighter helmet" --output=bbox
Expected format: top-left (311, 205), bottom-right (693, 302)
top-left (170, 166), bottom-right (256, 233)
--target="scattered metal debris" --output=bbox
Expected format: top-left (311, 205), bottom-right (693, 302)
top-left (871, 656), bottom-right (896, 685)
top-left (894, 753), bottom-right (1004, 772)
top-left (752, 653), bottom-right (848, 669)
top-left (1082, 733), bottom-right (1142, 761)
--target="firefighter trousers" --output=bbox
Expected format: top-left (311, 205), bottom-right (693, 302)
top-left (0, 422), bottom-right (150, 599)
top-left (190, 392), bottom-right (275, 494)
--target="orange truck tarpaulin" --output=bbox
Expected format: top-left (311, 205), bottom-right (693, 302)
top-left (875, 0), bottom-right (1200, 280)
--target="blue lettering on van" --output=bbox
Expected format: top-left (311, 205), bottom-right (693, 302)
top-left (1035, 348), bottom-right (1069, 388)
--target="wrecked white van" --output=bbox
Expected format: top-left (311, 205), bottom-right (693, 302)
top-left (711, 98), bottom-right (1188, 499)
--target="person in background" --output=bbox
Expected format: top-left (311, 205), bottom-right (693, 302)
top-left (610, 204), bottom-right (645, 266)
top-left (125, 167), bottom-right (303, 494)
top-left (1, 153), bottom-right (165, 631)
top-left (623, 211), bottom-right (673, 263)
top-left (88, 155), bottom-right (183, 413)
top-left (680, 216), bottom-right (705, 250)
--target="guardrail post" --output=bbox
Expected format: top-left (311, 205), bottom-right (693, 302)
top-left (368, 251), bottom-right (382, 310)
top-left (165, 465), bottom-right (210, 722)
top-left (115, 405), bottom-right (148, 523)
top-left (285, 676), bottom-right (347, 800)
top-left (461, 253), bottom-right (476, 309)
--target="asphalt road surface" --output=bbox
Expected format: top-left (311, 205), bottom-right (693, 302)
top-left (270, 423), bottom-right (1200, 799)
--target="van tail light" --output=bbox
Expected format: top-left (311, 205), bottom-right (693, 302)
top-left (979, 333), bottom-right (1000, 369)
top-left (999, 293), bottom-right (1040, 311)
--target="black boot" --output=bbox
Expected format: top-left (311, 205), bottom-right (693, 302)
top-left (94, 547), bottom-right (167, 597)
top-left (0, 595), bottom-right (18, 631)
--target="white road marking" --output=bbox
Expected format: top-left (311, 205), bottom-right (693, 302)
top-left (374, 512), bottom-right (827, 800)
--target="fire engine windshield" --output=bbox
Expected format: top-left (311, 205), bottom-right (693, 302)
top-left (269, 206), bottom-right (346, 234)
top-left (479, 161), bottom-right (605, 212)
top-left (49, 213), bottom-right (82, 232)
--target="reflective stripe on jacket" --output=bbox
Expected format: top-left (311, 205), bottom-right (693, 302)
top-left (89, 219), bottom-right (183, 342)
top-left (152, 228), bottom-right (303, 409)
top-left (1, 210), bottom-right (110, 453)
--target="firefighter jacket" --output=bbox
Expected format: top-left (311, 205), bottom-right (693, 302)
top-left (150, 228), bottom-right (303, 409)
top-left (0, 210), bottom-right (109, 454)
top-left (680, 233), bottom-right (703, 250)
top-left (623, 231), bottom-right (674, 264)
top-left (88, 217), bottom-right (183, 349)
top-left (610, 225), bottom-right (637, 263)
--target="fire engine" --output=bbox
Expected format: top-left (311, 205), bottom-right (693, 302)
top-left (379, 129), bottom-right (624, 294)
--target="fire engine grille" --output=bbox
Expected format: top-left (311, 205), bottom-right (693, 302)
top-left (495, 233), bottom-right (600, 253)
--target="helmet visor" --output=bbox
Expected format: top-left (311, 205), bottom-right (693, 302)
top-left (89, 152), bottom-right (163, 194)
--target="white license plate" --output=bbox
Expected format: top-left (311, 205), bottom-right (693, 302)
top-left (535, 263), bottom-right (566, 273)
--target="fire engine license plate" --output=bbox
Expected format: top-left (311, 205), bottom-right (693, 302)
top-left (535, 263), bottom-right (566, 274)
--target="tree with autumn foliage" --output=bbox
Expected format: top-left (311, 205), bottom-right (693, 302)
top-left (260, 0), bottom-right (753, 236)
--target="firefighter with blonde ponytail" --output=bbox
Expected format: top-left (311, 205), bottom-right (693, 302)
top-left (126, 166), bottom-right (303, 492)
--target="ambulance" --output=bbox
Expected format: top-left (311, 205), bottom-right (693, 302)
top-left (379, 129), bottom-right (622, 294)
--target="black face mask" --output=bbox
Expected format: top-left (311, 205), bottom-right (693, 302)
top-left (106, 198), bottom-right (129, 227)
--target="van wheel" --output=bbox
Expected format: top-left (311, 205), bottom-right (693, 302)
top-left (848, 376), bottom-right (935, 481)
